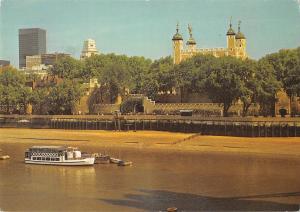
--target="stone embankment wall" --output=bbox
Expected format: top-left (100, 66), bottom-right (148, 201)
top-left (93, 104), bottom-right (120, 114)
top-left (1, 115), bottom-right (300, 137)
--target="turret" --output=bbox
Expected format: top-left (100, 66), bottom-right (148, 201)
top-left (186, 24), bottom-right (197, 52)
top-left (226, 17), bottom-right (236, 56)
top-left (235, 21), bottom-right (247, 59)
top-left (172, 23), bottom-right (183, 64)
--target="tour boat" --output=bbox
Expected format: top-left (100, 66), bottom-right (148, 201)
top-left (24, 146), bottom-right (95, 166)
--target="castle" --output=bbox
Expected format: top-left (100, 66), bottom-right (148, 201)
top-left (172, 20), bottom-right (247, 64)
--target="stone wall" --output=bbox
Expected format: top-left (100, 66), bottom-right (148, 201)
top-left (149, 103), bottom-right (259, 116)
top-left (156, 93), bottom-right (211, 103)
top-left (93, 104), bottom-right (120, 114)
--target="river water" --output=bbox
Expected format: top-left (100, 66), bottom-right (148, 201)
top-left (1, 142), bottom-right (300, 211)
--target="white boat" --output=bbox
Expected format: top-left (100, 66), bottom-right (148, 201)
top-left (24, 146), bottom-right (95, 166)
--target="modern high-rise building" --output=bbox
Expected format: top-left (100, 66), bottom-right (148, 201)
top-left (19, 28), bottom-right (46, 68)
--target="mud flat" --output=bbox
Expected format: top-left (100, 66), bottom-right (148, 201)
top-left (1, 128), bottom-right (300, 158)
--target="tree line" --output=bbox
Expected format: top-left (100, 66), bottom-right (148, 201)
top-left (0, 47), bottom-right (299, 116)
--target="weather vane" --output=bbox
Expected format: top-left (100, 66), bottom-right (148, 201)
top-left (188, 24), bottom-right (192, 37)
top-left (238, 20), bottom-right (241, 31)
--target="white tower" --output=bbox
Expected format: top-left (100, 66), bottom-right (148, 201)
top-left (80, 39), bottom-right (99, 60)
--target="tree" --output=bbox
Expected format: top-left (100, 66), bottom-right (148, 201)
top-left (256, 59), bottom-right (282, 116)
top-left (47, 80), bottom-right (83, 114)
top-left (237, 59), bottom-right (258, 116)
top-left (204, 57), bottom-right (243, 117)
top-left (49, 56), bottom-right (83, 79)
top-left (99, 63), bottom-right (129, 104)
top-left (263, 48), bottom-right (300, 115)
top-left (140, 73), bottom-right (160, 100)
top-left (0, 66), bottom-right (29, 114)
top-left (126, 56), bottom-right (152, 94)
top-left (30, 87), bottom-right (49, 114)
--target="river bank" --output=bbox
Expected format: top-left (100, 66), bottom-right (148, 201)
top-left (1, 128), bottom-right (300, 158)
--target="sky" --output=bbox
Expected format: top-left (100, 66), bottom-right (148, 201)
top-left (0, 0), bottom-right (300, 67)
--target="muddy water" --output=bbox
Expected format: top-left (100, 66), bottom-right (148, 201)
top-left (1, 142), bottom-right (300, 211)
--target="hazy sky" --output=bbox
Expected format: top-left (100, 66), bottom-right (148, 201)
top-left (0, 0), bottom-right (300, 67)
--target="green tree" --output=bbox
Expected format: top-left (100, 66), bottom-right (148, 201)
top-left (204, 56), bottom-right (243, 117)
top-left (49, 56), bottom-right (83, 79)
top-left (47, 80), bottom-right (83, 114)
top-left (31, 87), bottom-right (49, 114)
top-left (0, 66), bottom-right (29, 114)
top-left (256, 59), bottom-right (282, 116)
top-left (263, 48), bottom-right (300, 115)
top-left (126, 56), bottom-right (152, 94)
top-left (237, 59), bottom-right (258, 116)
top-left (99, 63), bottom-right (129, 103)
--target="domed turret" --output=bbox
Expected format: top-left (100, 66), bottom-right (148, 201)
top-left (226, 19), bottom-right (236, 36)
top-left (172, 23), bottom-right (183, 41)
top-left (235, 21), bottom-right (247, 59)
top-left (235, 21), bottom-right (246, 39)
top-left (172, 23), bottom-right (183, 64)
top-left (226, 18), bottom-right (236, 54)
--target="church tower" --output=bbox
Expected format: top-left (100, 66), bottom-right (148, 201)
top-left (235, 21), bottom-right (247, 59)
top-left (172, 23), bottom-right (183, 65)
top-left (186, 24), bottom-right (197, 52)
top-left (226, 18), bottom-right (236, 56)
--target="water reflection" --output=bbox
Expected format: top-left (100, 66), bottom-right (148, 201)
top-left (24, 165), bottom-right (96, 185)
top-left (101, 189), bottom-right (300, 211)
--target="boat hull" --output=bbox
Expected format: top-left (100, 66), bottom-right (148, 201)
top-left (25, 158), bottom-right (95, 166)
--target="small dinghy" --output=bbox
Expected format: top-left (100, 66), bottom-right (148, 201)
top-left (110, 157), bottom-right (122, 164)
top-left (0, 155), bottom-right (10, 160)
top-left (118, 160), bottom-right (133, 166)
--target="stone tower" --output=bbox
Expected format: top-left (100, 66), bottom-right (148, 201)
top-left (235, 21), bottom-right (247, 59)
top-left (80, 39), bottom-right (99, 60)
top-left (172, 23), bottom-right (183, 65)
top-left (226, 18), bottom-right (236, 56)
top-left (186, 24), bottom-right (197, 52)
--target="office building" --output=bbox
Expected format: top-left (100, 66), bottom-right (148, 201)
top-left (19, 28), bottom-right (46, 68)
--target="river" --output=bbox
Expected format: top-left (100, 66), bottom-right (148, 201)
top-left (1, 142), bottom-right (300, 211)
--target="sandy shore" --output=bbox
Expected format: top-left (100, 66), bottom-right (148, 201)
top-left (1, 128), bottom-right (300, 158)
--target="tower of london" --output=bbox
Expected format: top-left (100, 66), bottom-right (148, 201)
top-left (172, 20), bottom-right (247, 64)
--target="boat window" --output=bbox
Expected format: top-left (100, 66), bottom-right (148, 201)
top-left (42, 157), bottom-right (45, 161)
top-left (32, 157), bottom-right (36, 160)
top-left (55, 158), bottom-right (59, 161)
top-left (37, 157), bottom-right (41, 160)
top-left (50, 158), bottom-right (55, 161)
top-left (46, 158), bottom-right (50, 161)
